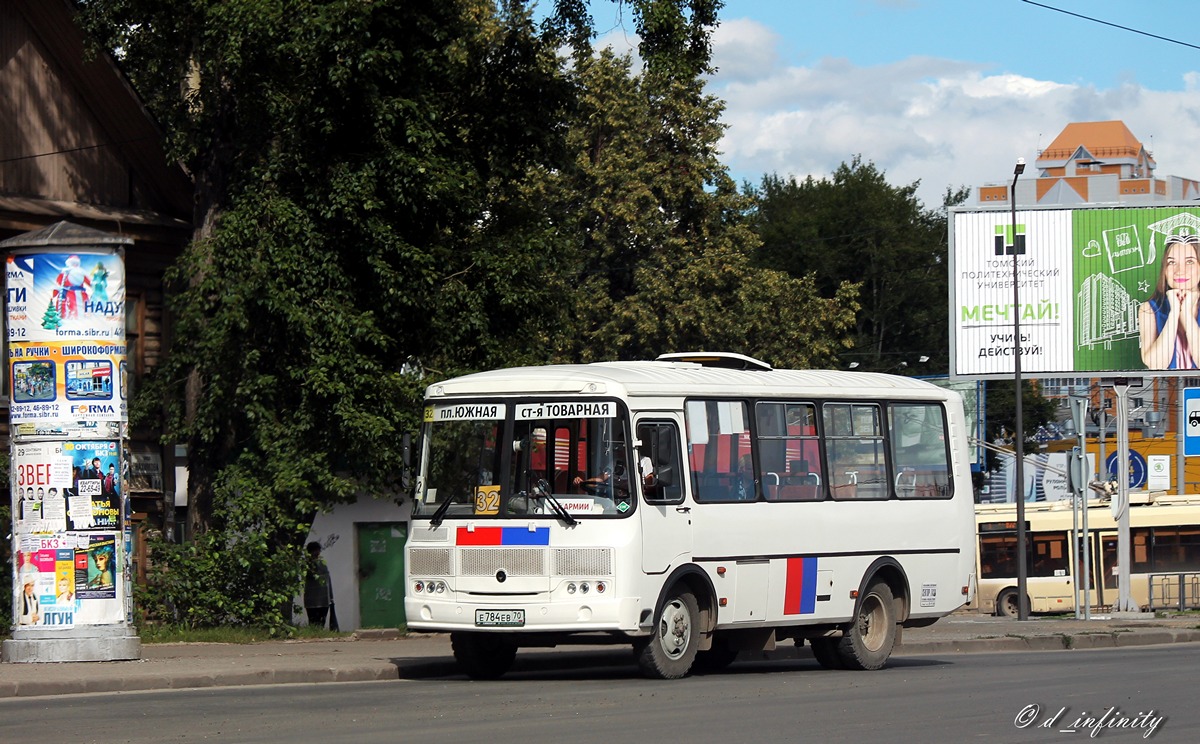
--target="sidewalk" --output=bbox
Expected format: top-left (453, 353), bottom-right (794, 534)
top-left (2, 613), bottom-right (1198, 698)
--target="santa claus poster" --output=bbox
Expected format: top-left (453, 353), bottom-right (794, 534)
top-left (5, 250), bottom-right (125, 342)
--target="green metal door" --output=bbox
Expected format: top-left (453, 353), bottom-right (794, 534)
top-left (356, 523), bottom-right (407, 629)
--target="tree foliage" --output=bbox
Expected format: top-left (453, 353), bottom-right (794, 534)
top-left (81, 0), bottom-right (578, 626)
top-left (538, 49), bottom-right (857, 367)
top-left (749, 158), bottom-right (962, 373)
top-left (983, 380), bottom-right (1060, 453)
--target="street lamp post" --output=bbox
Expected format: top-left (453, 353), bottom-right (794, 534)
top-left (1011, 157), bottom-right (1028, 621)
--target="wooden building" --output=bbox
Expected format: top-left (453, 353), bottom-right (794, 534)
top-left (1, 0), bottom-right (194, 545)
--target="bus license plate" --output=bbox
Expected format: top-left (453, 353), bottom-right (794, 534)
top-left (475, 609), bottom-right (525, 627)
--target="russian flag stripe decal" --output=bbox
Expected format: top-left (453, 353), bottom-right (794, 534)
top-left (784, 556), bottom-right (818, 615)
top-left (456, 527), bottom-right (550, 546)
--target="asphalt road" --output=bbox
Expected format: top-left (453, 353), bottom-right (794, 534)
top-left (3, 645), bottom-right (1192, 743)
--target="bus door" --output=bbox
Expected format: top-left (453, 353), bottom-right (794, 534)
top-left (636, 417), bottom-right (690, 573)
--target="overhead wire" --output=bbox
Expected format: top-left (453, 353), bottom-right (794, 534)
top-left (1020, 0), bottom-right (1200, 52)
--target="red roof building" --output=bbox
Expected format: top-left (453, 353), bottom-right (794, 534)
top-left (977, 120), bottom-right (1200, 206)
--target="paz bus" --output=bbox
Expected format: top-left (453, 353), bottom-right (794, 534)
top-left (404, 353), bottom-right (977, 679)
top-left (974, 495), bottom-right (1200, 617)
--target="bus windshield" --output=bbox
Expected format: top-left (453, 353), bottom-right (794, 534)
top-left (416, 399), bottom-right (635, 520)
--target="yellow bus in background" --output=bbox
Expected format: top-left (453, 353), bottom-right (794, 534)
top-left (974, 495), bottom-right (1200, 616)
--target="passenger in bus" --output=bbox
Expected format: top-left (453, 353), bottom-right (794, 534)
top-left (1139, 232), bottom-right (1200, 370)
top-left (639, 455), bottom-right (656, 488)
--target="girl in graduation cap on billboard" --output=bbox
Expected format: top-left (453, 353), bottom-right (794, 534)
top-left (1140, 231), bottom-right (1200, 369)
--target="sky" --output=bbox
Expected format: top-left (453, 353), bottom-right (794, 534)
top-left (588, 0), bottom-right (1200, 209)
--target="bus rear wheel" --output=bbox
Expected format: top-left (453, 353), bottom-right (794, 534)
top-left (451, 631), bottom-right (517, 680)
top-left (636, 589), bottom-right (701, 679)
top-left (996, 588), bottom-right (1021, 618)
top-left (835, 580), bottom-right (896, 671)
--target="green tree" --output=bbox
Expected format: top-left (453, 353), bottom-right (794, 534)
top-left (984, 380), bottom-right (1059, 456)
top-left (539, 43), bottom-right (856, 366)
top-left (749, 158), bottom-right (961, 373)
top-left (81, 0), bottom-right (576, 629)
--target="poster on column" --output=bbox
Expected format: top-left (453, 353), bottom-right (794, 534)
top-left (5, 251), bottom-right (125, 342)
top-left (9, 340), bottom-right (126, 425)
top-left (14, 536), bottom-right (124, 627)
top-left (10, 441), bottom-right (74, 535)
top-left (76, 534), bottom-right (118, 601)
top-left (64, 440), bottom-right (122, 531)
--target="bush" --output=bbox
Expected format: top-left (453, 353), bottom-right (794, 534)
top-left (135, 528), bottom-right (303, 636)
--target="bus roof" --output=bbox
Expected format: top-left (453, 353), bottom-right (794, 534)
top-left (425, 358), bottom-right (953, 402)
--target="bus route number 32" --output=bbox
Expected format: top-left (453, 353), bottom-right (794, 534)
top-left (475, 485), bottom-right (501, 515)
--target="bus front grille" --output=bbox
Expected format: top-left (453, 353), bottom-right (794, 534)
top-left (553, 548), bottom-right (612, 576)
top-left (460, 548), bottom-right (546, 576)
top-left (409, 548), bottom-right (452, 576)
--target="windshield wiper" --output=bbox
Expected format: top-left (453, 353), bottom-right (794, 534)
top-left (429, 496), bottom-right (456, 529)
top-left (530, 478), bottom-right (577, 527)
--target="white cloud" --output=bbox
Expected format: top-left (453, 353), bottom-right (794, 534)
top-left (710, 20), bottom-right (1200, 208)
top-left (710, 18), bottom-right (781, 83)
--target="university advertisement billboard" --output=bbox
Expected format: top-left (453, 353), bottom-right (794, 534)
top-left (951, 205), bottom-right (1200, 378)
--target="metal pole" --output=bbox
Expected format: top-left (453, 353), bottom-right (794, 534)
top-left (1072, 458), bottom-right (1080, 620)
top-left (1114, 382), bottom-right (1135, 612)
top-left (1011, 158), bottom-right (1028, 621)
top-left (1178, 378), bottom-right (1187, 496)
top-left (1069, 395), bottom-right (1091, 620)
top-left (1081, 436), bottom-right (1091, 621)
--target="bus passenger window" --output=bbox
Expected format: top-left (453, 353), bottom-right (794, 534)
top-left (889, 403), bottom-right (952, 500)
top-left (686, 400), bottom-right (755, 502)
top-left (824, 403), bottom-right (885, 500)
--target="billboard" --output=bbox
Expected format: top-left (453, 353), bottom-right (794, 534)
top-left (951, 205), bottom-right (1200, 377)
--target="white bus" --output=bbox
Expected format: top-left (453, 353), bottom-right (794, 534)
top-left (405, 353), bottom-right (977, 679)
top-left (974, 495), bottom-right (1200, 617)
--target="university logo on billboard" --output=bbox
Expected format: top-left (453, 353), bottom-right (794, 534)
top-left (994, 223), bottom-right (1026, 256)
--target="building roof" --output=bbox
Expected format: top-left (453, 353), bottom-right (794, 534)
top-left (1038, 120), bottom-right (1154, 166)
top-left (1, 0), bottom-right (192, 237)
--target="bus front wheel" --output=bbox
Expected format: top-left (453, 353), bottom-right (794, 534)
top-left (451, 631), bottom-right (517, 680)
top-left (835, 580), bottom-right (896, 670)
top-left (636, 588), bottom-right (701, 679)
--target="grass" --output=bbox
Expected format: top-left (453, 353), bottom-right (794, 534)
top-left (136, 624), bottom-right (350, 645)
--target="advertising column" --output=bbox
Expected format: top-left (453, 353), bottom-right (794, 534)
top-left (3, 222), bottom-right (139, 663)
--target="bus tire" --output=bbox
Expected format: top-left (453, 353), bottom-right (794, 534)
top-left (636, 588), bottom-right (701, 679)
top-left (836, 580), bottom-right (896, 671)
top-left (809, 638), bottom-right (845, 670)
top-left (451, 631), bottom-right (517, 680)
top-left (693, 636), bottom-right (739, 674)
top-left (996, 588), bottom-right (1020, 618)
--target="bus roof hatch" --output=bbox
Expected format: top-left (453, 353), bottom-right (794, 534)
top-left (654, 352), bottom-right (773, 371)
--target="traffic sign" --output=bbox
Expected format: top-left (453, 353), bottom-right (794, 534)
top-left (1186, 388), bottom-right (1200, 456)
top-left (1105, 450), bottom-right (1147, 489)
